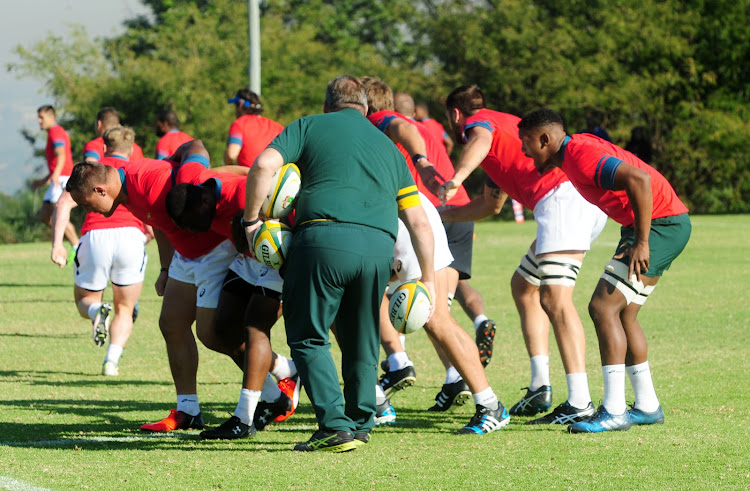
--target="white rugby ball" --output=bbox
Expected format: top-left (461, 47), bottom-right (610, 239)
top-left (388, 280), bottom-right (432, 334)
top-left (261, 163), bottom-right (300, 219)
top-left (252, 220), bottom-right (292, 269)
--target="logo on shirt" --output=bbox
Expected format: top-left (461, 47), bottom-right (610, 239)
top-left (199, 288), bottom-right (206, 297)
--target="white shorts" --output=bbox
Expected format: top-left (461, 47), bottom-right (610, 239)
top-left (168, 239), bottom-right (237, 308)
top-left (392, 192), bottom-right (454, 284)
top-left (533, 181), bottom-right (608, 255)
top-left (229, 253), bottom-right (284, 293)
top-left (74, 227), bottom-right (147, 290)
top-left (43, 176), bottom-right (70, 203)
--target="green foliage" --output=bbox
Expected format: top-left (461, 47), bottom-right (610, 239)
top-left (3, 0), bottom-right (748, 243)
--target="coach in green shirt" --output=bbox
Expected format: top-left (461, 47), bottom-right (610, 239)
top-left (243, 75), bottom-right (436, 453)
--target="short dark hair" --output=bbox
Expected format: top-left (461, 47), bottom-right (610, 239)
top-left (38, 105), bottom-right (55, 116)
top-left (445, 85), bottom-right (486, 115)
top-left (96, 107), bottom-right (120, 128)
top-left (517, 108), bottom-right (565, 131)
top-left (325, 75), bottom-right (367, 111)
top-left (156, 108), bottom-right (180, 127)
top-left (66, 161), bottom-right (108, 194)
top-left (165, 182), bottom-right (216, 232)
top-left (233, 88), bottom-right (264, 115)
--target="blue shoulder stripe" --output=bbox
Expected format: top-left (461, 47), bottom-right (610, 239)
top-left (184, 153), bottom-right (210, 169)
top-left (595, 155), bottom-right (623, 190)
top-left (376, 115), bottom-right (398, 133)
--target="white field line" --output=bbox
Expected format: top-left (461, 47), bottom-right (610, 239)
top-left (0, 476), bottom-right (51, 491)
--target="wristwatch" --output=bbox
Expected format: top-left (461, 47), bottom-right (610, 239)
top-left (411, 153), bottom-right (428, 164)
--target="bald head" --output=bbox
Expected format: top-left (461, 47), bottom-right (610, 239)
top-left (393, 92), bottom-right (415, 118)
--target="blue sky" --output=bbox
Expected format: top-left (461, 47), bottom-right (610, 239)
top-left (0, 0), bottom-right (151, 195)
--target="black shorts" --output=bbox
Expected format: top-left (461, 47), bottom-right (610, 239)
top-left (437, 206), bottom-right (474, 280)
top-left (221, 269), bottom-right (282, 301)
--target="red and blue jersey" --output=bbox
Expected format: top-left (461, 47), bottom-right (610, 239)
top-left (81, 155), bottom-right (146, 236)
top-left (45, 124), bottom-right (74, 176)
top-left (367, 110), bottom-right (470, 207)
top-left (560, 133), bottom-right (689, 227)
top-left (421, 117), bottom-right (449, 145)
top-left (227, 115), bottom-right (284, 167)
top-left (83, 137), bottom-right (144, 162)
top-left (463, 108), bottom-right (567, 210)
top-left (156, 129), bottom-right (193, 160)
top-left (116, 157), bottom-right (225, 258)
top-left (174, 160), bottom-right (246, 242)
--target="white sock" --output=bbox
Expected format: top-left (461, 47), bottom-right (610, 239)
top-left (399, 334), bottom-right (406, 351)
top-left (261, 373), bottom-right (282, 401)
top-left (473, 387), bottom-right (499, 410)
top-left (270, 354), bottom-right (297, 381)
top-left (566, 372), bottom-right (591, 409)
top-left (602, 365), bottom-right (627, 415)
top-left (387, 352), bottom-right (413, 371)
top-left (104, 344), bottom-right (123, 365)
top-left (234, 388), bottom-right (261, 425)
top-left (627, 361), bottom-right (660, 412)
top-left (444, 366), bottom-right (461, 384)
top-left (529, 355), bottom-right (550, 391)
top-left (176, 394), bottom-right (200, 416)
top-left (473, 314), bottom-right (489, 331)
top-left (375, 384), bottom-right (387, 405)
top-left (87, 302), bottom-right (102, 321)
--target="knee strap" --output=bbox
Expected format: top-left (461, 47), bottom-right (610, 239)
top-left (601, 259), bottom-right (656, 305)
top-left (538, 257), bottom-right (582, 287)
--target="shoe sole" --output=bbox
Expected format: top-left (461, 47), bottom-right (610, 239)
top-left (476, 325), bottom-right (496, 367)
top-left (93, 305), bottom-right (112, 347)
top-left (383, 376), bottom-right (416, 397)
top-left (429, 390), bottom-right (472, 411)
top-left (374, 415), bottom-right (396, 427)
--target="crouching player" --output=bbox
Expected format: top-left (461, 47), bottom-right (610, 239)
top-left (65, 146), bottom-right (237, 432)
top-left (517, 109), bottom-right (691, 433)
top-left (164, 144), bottom-right (299, 439)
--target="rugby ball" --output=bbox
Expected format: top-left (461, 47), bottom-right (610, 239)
top-left (388, 280), bottom-right (432, 334)
top-left (261, 163), bottom-right (300, 219)
top-left (252, 220), bottom-right (292, 269)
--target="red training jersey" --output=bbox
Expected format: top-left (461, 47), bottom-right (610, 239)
top-left (45, 124), bottom-right (74, 176)
top-left (175, 162), bottom-right (246, 243)
top-left (463, 108), bottom-right (568, 210)
top-left (560, 133), bottom-right (689, 227)
top-left (117, 158), bottom-right (225, 258)
top-left (82, 136), bottom-right (144, 162)
top-left (227, 114), bottom-right (284, 167)
top-left (81, 155), bottom-right (146, 235)
top-left (367, 110), bottom-right (470, 207)
top-left (156, 129), bottom-right (193, 160)
top-left (420, 118), bottom-right (448, 146)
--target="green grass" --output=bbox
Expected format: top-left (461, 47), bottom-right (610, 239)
top-left (0, 216), bottom-right (748, 489)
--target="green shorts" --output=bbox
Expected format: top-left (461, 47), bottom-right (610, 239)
top-left (614, 213), bottom-right (691, 277)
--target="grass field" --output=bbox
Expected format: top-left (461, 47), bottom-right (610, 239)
top-left (0, 215), bottom-right (748, 489)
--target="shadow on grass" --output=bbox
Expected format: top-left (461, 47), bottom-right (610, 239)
top-left (0, 370), bottom-right (178, 388)
top-left (0, 332), bottom-right (81, 338)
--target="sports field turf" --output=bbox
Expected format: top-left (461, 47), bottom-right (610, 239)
top-left (0, 215), bottom-right (747, 489)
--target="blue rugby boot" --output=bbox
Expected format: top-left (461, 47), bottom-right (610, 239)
top-left (455, 402), bottom-right (510, 435)
top-left (629, 405), bottom-right (665, 425)
top-left (569, 405), bottom-right (632, 433)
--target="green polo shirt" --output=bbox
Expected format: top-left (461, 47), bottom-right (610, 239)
top-left (268, 108), bottom-right (418, 240)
